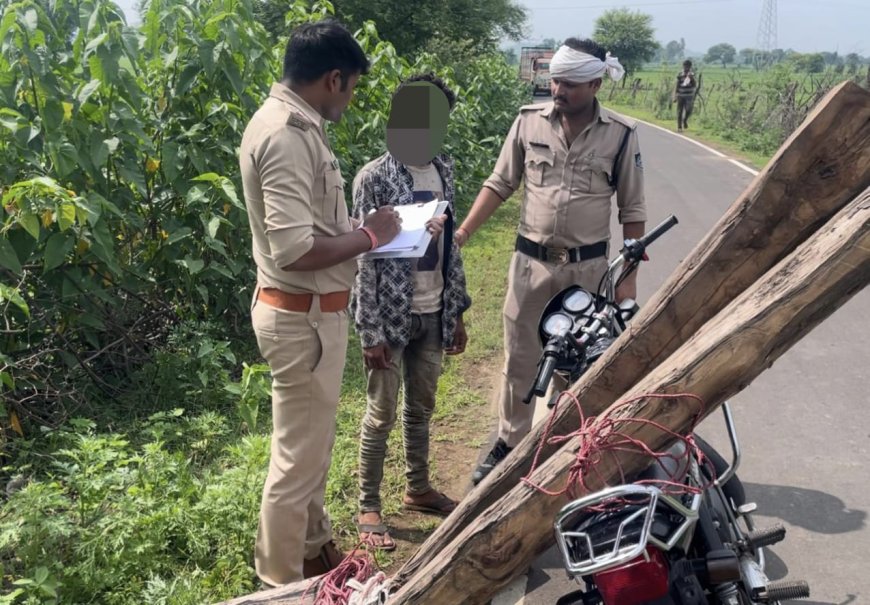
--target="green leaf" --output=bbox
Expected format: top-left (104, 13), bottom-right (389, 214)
top-left (77, 78), bottom-right (102, 106)
top-left (48, 140), bottom-right (79, 178)
top-left (165, 227), bottom-right (193, 245)
top-left (85, 33), bottom-right (108, 55)
top-left (0, 370), bottom-right (14, 391)
top-left (58, 203), bottom-right (76, 231)
top-left (161, 142), bottom-right (180, 181)
top-left (221, 60), bottom-right (244, 98)
top-left (177, 257), bottom-right (204, 274)
top-left (192, 172), bottom-right (221, 183)
top-left (207, 216), bottom-right (221, 239)
top-left (220, 179), bottom-right (242, 207)
top-left (0, 237), bottom-right (22, 274)
top-left (42, 99), bottom-right (64, 130)
top-left (19, 213), bottom-right (39, 239)
top-left (89, 218), bottom-right (120, 274)
top-left (0, 283), bottom-right (29, 317)
top-left (43, 232), bottom-right (74, 272)
top-left (77, 313), bottom-right (105, 330)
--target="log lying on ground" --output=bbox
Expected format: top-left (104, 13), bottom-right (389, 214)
top-left (219, 578), bottom-right (317, 605)
top-left (394, 79), bottom-right (870, 587)
top-left (389, 187), bottom-right (870, 604)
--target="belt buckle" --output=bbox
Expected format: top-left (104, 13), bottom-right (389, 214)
top-left (550, 248), bottom-right (569, 265)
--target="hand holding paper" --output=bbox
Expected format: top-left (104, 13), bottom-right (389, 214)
top-left (363, 200), bottom-right (448, 259)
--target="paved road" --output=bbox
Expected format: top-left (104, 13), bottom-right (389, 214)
top-left (491, 118), bottom-right (869, 604)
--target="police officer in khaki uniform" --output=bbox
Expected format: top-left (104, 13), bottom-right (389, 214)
top-left (455, 38), bottom-right (647, 485)
top-left (239, 20), bottom-right (401, 586)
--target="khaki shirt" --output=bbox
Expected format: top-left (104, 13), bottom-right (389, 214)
top-left (240, 83), bottom-right (355, 294)
top-left (484, 100), bottom-right (647, 249)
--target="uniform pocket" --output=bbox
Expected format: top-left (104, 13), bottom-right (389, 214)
top-left (252, 304), bottom-right (323, 372)
top-left (323, 167), bottom-right (345, 224)
top-left (524, 146), bottom-right (554, 187)
top-left (581, 156), bottom-right (614, 195)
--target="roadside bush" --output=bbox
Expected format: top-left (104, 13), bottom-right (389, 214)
top-left (0, 0), bottom-right (527, 602)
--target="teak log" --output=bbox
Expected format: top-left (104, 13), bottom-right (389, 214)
top-left (390, 188), bottom-right (870, 604)
top-left (395, 79), bottom-right (870, 587)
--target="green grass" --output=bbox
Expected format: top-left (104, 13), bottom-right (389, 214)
top-left (604, 101), bottom-right (769, 169)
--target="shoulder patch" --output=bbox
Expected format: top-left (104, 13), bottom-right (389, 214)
top-left (287, 113), bottom-right (310, 131)
top-left (519, 101), bottom-right (551, 112)
top-left (605, 108), bottom-right (638, 130)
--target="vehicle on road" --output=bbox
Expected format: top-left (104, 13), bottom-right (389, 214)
top-left (520, 46), bottom-right (554, 96)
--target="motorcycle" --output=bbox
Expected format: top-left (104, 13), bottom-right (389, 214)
top-left (523, 216), bottom-right (811, 605)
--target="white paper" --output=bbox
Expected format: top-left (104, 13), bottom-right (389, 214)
top-left (363, 200), bottom-right (448, 259)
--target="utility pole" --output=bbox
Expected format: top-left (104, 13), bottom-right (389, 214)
top-left (756, 0), bottom-right (778, 68)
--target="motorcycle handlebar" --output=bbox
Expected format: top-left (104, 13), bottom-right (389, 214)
top-left (524, 353), bottom-right (559, 403)
top-left (638, 215), bottom-right (678, 251)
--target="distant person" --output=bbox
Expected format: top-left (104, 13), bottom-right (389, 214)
top-left (350, 74), bottom-right (471, 550)
top-left (455, 38), bottom-right (647, 485)
top-left (239, 19), bottom-right (400, 586)
top-left (674, 59), bottom-right (697, 132)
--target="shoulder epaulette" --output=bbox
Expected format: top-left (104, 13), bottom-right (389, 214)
top-left (287, 113), bottom-right (310, 131)
top-left (519, 101), bottom-right (552, 112)
top-left (604, 109), bottom-right (638, 130)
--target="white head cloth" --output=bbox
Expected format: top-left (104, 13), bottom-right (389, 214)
top-left (549, 45), bottom-right (625, 83)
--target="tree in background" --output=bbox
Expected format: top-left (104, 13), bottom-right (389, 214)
top-left (705, 42), bottom-right (736, 67)
top-left (664, 39), bottom-right (683, 62)
top-left (253, 0), bottom-right (527, 57)
top-left (738, 47), bottom-right (757, 66)
top-left (592, 8), bottom-right (659, 76)
top-left (540, 37), bottom-right (559, 50)
top-left (791, 52), bottom-right (826, 73)
top-left (845, 52), bottom-right (861, 74)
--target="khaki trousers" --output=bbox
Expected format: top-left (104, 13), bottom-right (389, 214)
top-left (251, 294), bottom-right (348, 586)
top-left (497, 251), bottom-right (606, 447)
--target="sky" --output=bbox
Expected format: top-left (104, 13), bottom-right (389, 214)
top-left (516, 0), bottom-right (869, 55)
top-left (115, 0), bottom-right (868, 56)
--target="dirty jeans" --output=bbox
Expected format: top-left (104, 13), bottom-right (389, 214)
top-left (358, 313), bottom-right (443, 512)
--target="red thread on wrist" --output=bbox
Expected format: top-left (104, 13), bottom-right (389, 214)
top-left (359, 226), bottom-right (378, 250)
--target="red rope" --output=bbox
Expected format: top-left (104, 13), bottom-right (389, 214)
top-left (521, 391), bottom-right (716, 500)
top-left (307, 543), bottom-right (384, 605)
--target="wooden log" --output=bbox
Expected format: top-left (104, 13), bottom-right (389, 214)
top-left (394, 79), bottom-right (870, 587)
top-left (217, 578), bottom-right (318, 605)
top-left (390, 188), bottom-right (870, 604)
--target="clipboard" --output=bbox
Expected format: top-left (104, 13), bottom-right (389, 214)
top-left (363, 200), bottom-right (449, 259)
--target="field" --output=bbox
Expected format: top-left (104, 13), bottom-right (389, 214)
top-left (602, 63), bottom-right (868, 163)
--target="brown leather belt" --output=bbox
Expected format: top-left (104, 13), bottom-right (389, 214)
top-left (257, 288), bottom-right (350, 313)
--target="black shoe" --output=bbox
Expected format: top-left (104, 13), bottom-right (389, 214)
top-left (472, 438), bottom-right (513, 485)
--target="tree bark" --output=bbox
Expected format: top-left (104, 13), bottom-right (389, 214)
top-left (394, 79), bottom-right (870, 588)
top-left (217, 578), bottom-right (318, 605)
top-left (390, 188), bottom-right (870, 604)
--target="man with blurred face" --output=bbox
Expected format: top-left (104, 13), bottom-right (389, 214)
top-left (239, 19), bottom-right (401, 586)
top-left (454, 38), bottom-right (647, 485)
top-left (350, 74), bottom-right (471, 551)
